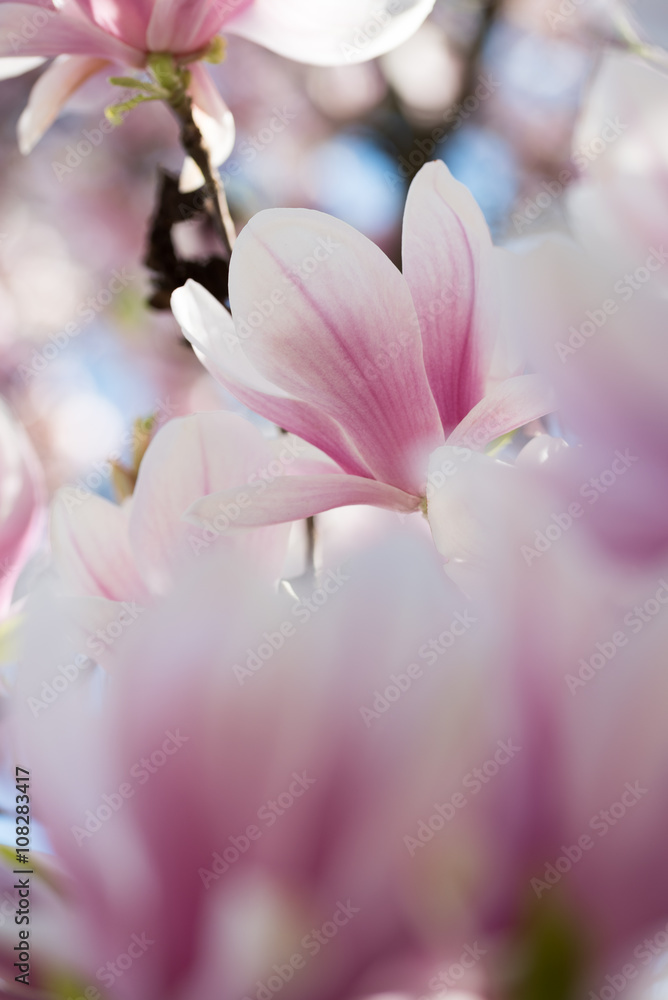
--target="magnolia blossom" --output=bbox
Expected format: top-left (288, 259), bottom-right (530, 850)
top-left (172, 162), bottom-right (552, 557)
top-left (0, 398), bottom-right (44, 614)
top-left (15, 534), bottom-right (493, 1000)
top-left (0, 0), bottom-right (435, 155)
top-left (501, 188), bottom-right (668, 565)
top-left (14, 476), bottom-right (668, 999)
top-left (481, 473), bottom-right (668, 989)
top-left (567, 50), bottom-right (668, 278)
top-left (487, 44), bottom-right (668, 567)
top-left (49, 411), bottom-right (302, 661)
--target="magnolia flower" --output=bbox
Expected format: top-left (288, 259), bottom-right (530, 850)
top-left (0, 398), bottom-right (44, 615)
top-left (488, 44), bottom-right (668, 568)
top-left (15, 533), bottom-right (493, 1000)
top-left (172, 161), bottom-right (553, 555)
top-left (49, 411), bottom-right (301, 661)
top-left (481, 476), bottom-right (668, 993)
top-left (501, 181), bottom-right (668, 566)
top-left (0, 0), bottom-right (435, 155)
top-left (567, 50), bottom-right (668, 279)
top-left (15, 483), bottom-right (668, 999)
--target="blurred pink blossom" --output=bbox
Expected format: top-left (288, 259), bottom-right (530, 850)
top-left (13, 483), bottom-right (668, 998)
top-left (48, 412), bottom-right (308, 657)
top-left (568, 49), bottom-right (668, 274)
top-left (15, 533), bottom-right (492, 1000)
top-left (0, 397), bottom-right (44, 614)
top-left (502, 195), bottom-right (668, 565)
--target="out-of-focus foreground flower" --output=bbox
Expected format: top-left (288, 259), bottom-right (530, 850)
top-left (12, 457), bottom-right (668, 1000)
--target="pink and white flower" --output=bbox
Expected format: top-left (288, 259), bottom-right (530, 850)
top-left (501, 174), bottom-right (668, 566)
top-left (0, 0), bottom-right (435, 154)
top-left (15, 532), bottom-right (494, 1000)
top-left (171, 161), bottom-right (553, 555)
top-left (14, 487), bottom-right (668, 999)
top-left (49, 411), bottom-right (299, 656)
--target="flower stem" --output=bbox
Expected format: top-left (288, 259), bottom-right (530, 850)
top-left (171, 95), bottom-right (237, 257)
top-left (112, 55), bottom-right (237, 257)
top-left (305, 516), bottom-right (317, 576)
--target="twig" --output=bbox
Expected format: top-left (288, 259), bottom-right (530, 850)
top-left (305, 516), bottom-right (317, 577)
top-left (170, 93), bottom-right (237, 257)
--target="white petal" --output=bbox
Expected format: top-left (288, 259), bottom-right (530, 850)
top-left (17, 53), bottom-right (108, 153)
top-left (225, 0), bottom-right (436, 66)
top-left (0, 55), bottom-right (45, 79)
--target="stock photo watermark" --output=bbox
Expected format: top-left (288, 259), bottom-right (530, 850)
top-left (513, 118), bottom-right (628, 233)
top-left (198, 770), bottom-right (316, 887)
top-left (52, 118), bottom-right (121, 181)
top-left (418, 941), bottom-right (488, 999)
top-left (220, 235), bottom-right (342, 354)
top-left (521, 450), bottom-right (639, 565)
top-left (6, 4), bottom-right (56, 51)
top-left (555, 247), bottom-right (668, 363)
top-left (242, 900), bottom-right (360, 1000)
top-left (187, 437), bottom-right (308, 554)
top-left (530, 780), bottom-right (648, 897)
top-left (590, 918), bottom-right (668, 1000)
top-left (96, 934), bottom-right (154, 988)
top-left (385, 74), bottom-right (501, 188)
top-left (404, 739), bottom-right (522, 856)
top-left (359, 606), bottom-right (477, 727)
top-left (339, 0), bottom-right (412, 60)
top-left (565, 578), bottom-right (668, 694)
top-left (233, 566), bottom-right (351, 684)
top-left (70, 729), bottom-right (190, 845)
top-left (15, 268), bottom-right (137, 384)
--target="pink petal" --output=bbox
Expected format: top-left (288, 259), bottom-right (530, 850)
top-left (227, 208), bottom-right (444, 493)
top-left (0, 401), bottom-right (44, 615)
top-left (225, 0), bottom-right (436, 66)
top-left (18, 534), bottom-right (476, 999)
top-left (180, 63), bottom-right (235, 192)
top-left (50, 489), bottom-right (148, 603)
top-left (186, 473), bottom-right (420, 529)
top-left (0, 2), bottom-right (142, 61)
top-left (72, 0), bottom-right (153, 50)
top-left (402, 161), bottom-right (492, 432)
top-left (446, 374), bottom-right (555, 451)
top-left (128, 411), bottom-right (291, 592)
top-left (146, 0), bottom-right (231, 54)
top-left (171, 280), bottom-right (377, 479)
top-left (17, 53), bottom-right (108, 153)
